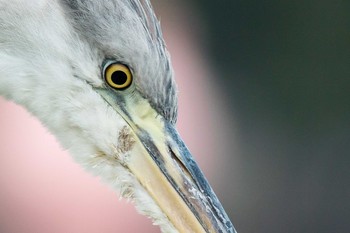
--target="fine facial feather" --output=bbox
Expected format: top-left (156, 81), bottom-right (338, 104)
top-left (60, 0), bottom-right (178, 123)
top-left (0, 0), bottom-right (179, 232)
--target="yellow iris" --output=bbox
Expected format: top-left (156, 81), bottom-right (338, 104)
top-left (105, 63), bottom-right (133, 90)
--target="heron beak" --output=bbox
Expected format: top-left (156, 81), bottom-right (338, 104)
top-left (96, 88), bottom-right (236, 233)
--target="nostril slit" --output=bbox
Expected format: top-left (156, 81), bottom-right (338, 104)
top-left (168, 145), bottom-right (192, 180)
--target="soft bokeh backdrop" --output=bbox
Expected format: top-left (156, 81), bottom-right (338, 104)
top-left (1, 0), bottom-right (349, 233)
top-left (188, 0), bottom-right (350, 232)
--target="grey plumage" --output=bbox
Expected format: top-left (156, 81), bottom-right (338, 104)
top-left (0, 1), bottom-right (236, 232)
top-left (60, 0), bottom-right (178, 123)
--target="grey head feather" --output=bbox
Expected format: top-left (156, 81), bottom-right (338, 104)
top-left (60, 0), bottom-right (178, 124)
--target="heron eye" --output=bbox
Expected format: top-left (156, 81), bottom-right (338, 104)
top-left (105, 63), bottom-right (133, 90)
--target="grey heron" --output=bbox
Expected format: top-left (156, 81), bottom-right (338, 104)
top-left (0, 0), bottom-right (237, 232)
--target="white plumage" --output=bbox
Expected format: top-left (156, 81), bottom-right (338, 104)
top-left (0, 1), bottom-right (236, 232)
top-left (0, 1), bottom-right (176, 231)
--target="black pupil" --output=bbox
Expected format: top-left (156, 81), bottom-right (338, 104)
top-left (111, 71), bottom-right (127, 86)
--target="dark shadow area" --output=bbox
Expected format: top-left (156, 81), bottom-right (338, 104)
top-left (189, 0), bottom-right (350, 232)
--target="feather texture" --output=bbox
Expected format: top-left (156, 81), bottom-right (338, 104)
top-left (0, 0), bottom-right (178, 232)
top-left (60, 0), bottom-right (178, 123)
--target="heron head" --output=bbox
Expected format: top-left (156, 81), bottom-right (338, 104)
top-left (0, 0), bottom-right (236, 232)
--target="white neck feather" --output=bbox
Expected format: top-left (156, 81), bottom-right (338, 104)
top-left (0, 1), bottom-right (177, 232)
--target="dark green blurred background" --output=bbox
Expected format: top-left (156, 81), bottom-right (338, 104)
top-left (160, 1), bottom-right (350, 232)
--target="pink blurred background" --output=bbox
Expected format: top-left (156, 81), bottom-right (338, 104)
top-left (0, 2), bottom-right (236, 233)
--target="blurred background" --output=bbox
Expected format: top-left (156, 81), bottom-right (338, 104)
top-left (184, 1), bottom-right (350, 232)
top-left (0, 0), bottom-right (349, 233)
